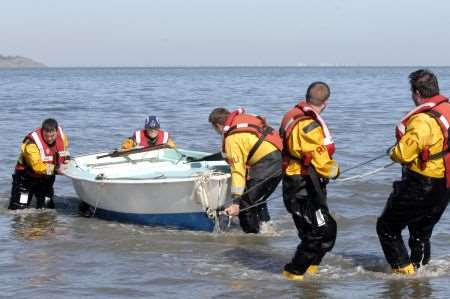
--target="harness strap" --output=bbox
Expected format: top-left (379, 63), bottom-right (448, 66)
top-left (424, 110), bottom-right (450, 161)
top-left (247, 126), bottom-right (271, 164)
top-left (225, 123), bottom-right (264, 136)
top-left (307, 165), bottom-right (328, 208)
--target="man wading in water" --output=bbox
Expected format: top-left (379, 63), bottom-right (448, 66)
top-left (208, 108), bottom-right (283, 234)
top-left (377, 69), bottom-right (450, 274)
top-left (279, 82), bottom-right (339, 280)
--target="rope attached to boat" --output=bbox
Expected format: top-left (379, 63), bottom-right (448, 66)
top-left (192, 171), bottom-right (230, 232)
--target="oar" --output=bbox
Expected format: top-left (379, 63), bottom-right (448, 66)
top-left (186, 152), bottom-right (224, 163)
top-left (96, 144), bottom-right (170, 159)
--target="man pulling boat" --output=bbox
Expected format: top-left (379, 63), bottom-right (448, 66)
top-left (9, 118), bottom-right (70, 210)
top-left (208, 107), bottom-right (283, 233)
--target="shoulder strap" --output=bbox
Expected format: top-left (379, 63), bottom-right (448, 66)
top-left (247, 127), bottom-right (272, 164)
top-left (425, 110), bottom-right (450, 160)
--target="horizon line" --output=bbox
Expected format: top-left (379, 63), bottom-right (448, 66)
top-left (3, 65), bottom-right (450, 69)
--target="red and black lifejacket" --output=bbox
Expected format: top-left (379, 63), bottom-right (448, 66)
top-left (222, 109), bottom-right (283, 165)
top-left (395, 94), bottom-right (450, 188)
top-left (279, 100), bottom-right (335, 173)
top-left (15, 127), bottom-right (69, 174)
top-left (134, 129), bottom-right (170, 147)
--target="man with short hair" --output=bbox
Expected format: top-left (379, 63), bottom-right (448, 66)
top-left (121, 115), bottom-right (176, 149)
top-left (208, 107), bottom-right (283, 233)
top-left (377, 69), bottom-right (450, 275)
top-left (279, 82), bottom-right (339, 280)
top-left (9, 118), bottom-right (70, 210)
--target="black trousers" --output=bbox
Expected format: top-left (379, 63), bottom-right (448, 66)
top-left (282, 174), bottom-right (337, 275)
top-left (8, 171), bottom-right (56, 210)
top-left (377, 169), bottom-right (450, 269)
top-left (238, 151), bottom-right (282, 234)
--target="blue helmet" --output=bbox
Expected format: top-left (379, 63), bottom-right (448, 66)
top-left (144, 116), bottom-right (160, 129)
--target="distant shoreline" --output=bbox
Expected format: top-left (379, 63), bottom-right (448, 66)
top-left (1, 65), bottom-right (450, 69)
top-left (0, 55), bottom-right (47, 69)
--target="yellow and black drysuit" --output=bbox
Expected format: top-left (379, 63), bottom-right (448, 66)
top-left (222, 111), bottom-right (283, 233)
top-left (9, 128), bottom-right (69, 210)
top-left (279, 101), bottom-right (339, 275)
top-left (377, 95), bottom-right (450, 270)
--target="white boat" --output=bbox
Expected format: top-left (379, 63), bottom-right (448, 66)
top-left (64, 147), bottom-right (231, 231)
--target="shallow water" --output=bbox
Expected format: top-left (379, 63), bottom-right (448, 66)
top-left (1, 67), bottom-right (450, 298)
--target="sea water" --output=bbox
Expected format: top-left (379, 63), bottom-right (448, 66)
top-left (1, 67), bottom-right (450, 298)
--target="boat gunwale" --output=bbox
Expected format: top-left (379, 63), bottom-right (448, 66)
top-left (65, 149), bottom-right (230, 185)
top-left (65, 171), bottom-right (230, 184)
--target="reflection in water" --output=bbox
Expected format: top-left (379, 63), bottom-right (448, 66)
top-left (380, 279), bottom-right (432, 299)
top-left (11, 211), bottom-right (57, 241)
top-left (292, 281), bottom-right (330, 299)
top-left (10, 211), bottom-right (63, 288)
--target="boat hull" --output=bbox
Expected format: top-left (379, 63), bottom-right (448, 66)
top-left (66, 149), bottom-right (231, 231)
top-left (90, 208), bottom-right (215, 231)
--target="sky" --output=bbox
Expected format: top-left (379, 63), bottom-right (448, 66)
top-left (1, 0), bottom-right (449, 67)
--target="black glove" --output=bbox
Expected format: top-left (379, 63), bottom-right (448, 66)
top-left (186, 156), bottom-right (196, 162)
top-left (231, 194), bottom-right (241, 205)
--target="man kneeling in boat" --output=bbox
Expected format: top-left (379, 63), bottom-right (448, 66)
top-left (209, 108), bottom-right (283, 233)
top-left (9, 118), bottom-right (70, 210)
top-left (121, 115), bottom-right (176, 150)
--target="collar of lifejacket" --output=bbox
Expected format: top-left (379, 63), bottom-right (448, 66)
top-left (396, 95), bottom-right (449, 138)
top-left (297, 101), bottom-right (334, 148)
top-left (223, 107), bottom-right (245, 133)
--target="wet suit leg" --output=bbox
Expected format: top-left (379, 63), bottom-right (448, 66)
top-left (283, 174), bottom-right (337, 275)
top-left (408, 187), bottom-right (449, 268)
top-left (377, 170), bottom-right (449, 269)
top-left (35, 175), bottom-right (56, 209)
top-left (238, 151), bottom-right (282, 233)
top-left (9, 172), bottom-right (55, 210)
top-left (9, 172), bottom-right (35, 210)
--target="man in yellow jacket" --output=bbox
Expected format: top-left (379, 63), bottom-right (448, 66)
top-left (377, 70), bottom-right (450, 275)
top-left (209, 108), bottom-right (283, 233)
top-left (279, 82), bottom-right (339, 280)
top-left (9, 118), bottom-right (70, 210)
top-left (121, 115), bottom-right (176, 150)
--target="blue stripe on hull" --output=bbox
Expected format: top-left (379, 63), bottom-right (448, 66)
top-left (92, 207), bottom-right (215, 232)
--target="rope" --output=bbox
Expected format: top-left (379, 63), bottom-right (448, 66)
top-left (340, 152), bottom-right (389, 175)
top-left (233, 170), bottom-right (283, 201)
top-left (335, 162), bottom-right (395, 183)
top-left (238, 193), bottom-right (282, 213)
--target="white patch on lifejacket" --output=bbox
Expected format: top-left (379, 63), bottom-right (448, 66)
top-left (396, 123), bottom-right (406, 135)
top-left (439, 115), bottom-right (450, 129)
top-left (401, 102), bottom-right (436, 124)
top-left (236, 123), bottom-right (249, 128)
top-left (302, 106), bottom-right (334, 146)
top-left (31, 131), bottom-right (47, 161)
top-left (58, 126), bottom-right (65, 140)
top-left (31, 131), bottom-right (60, 162)
top-left (324, 136), bottom-right (334, 145)
top-left (283, 118), bottom-right (295, 133)
top-left (162, 131), bottom-right (169, 144)
top-left (316, 209), bottom-right (326, 227)
top-left (397, 102), bottom-right (438, 136)
top-left (135, 130), bottom-right (141, 145)
top-left (223, 125), bottom-right (230, 132)
top-left (236, 107), bottom-right (245, 114)
top-left (19, 193), bottom-right (29, 204)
